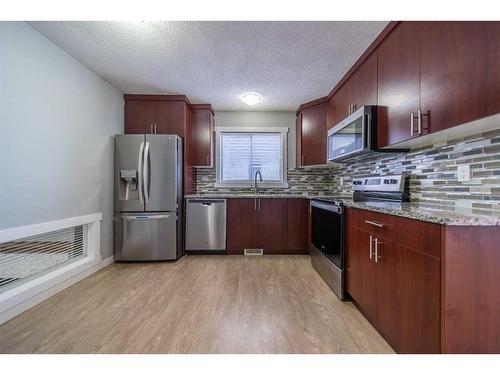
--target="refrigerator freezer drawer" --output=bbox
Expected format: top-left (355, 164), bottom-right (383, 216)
top-left (115, 212), bottom-right (178, 261)
top-left (185, 199), bottom-right (226, 251)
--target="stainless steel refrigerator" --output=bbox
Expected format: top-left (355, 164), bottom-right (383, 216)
top-left (114, 134), bottom-right (183, 261)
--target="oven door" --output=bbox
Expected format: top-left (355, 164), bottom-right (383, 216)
top-left (327, 106), bottom-right (372, 162)
top-left (310, 200), bottom-right (344, 269)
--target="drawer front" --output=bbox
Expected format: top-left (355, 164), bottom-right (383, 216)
top-left (347, 207), bottom-right (441, 258)
top-left (347, 207), bottom-right (395, 238)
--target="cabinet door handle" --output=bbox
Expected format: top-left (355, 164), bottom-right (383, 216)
top-left (258, 198), bottom-right (261, 210)
top-left (410, 112), bottom-right (415, 135)
top-left (365, 220), bottom-right (384, 228)
top-left (154, 124), bottom-right (158, 134)
top-left (301, 155), bottom-right (305, 166)
top-left (369, 235), bottom-right (374, 260)
top-left (254, 198), bottom-right (257, 210)
top-left (417, 109), bottom-right (422, 135)
top-left (374, 237), bottom-right (382, 263)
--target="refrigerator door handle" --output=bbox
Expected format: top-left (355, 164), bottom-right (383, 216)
top-left (122, 214), bottom-right (170, 220)
top-left (137, 141), bottom-right (145, 203)
top-left (143, 141), bottom-right (150, 203)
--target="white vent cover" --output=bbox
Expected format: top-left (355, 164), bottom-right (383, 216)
top-left (244, 248), bottom-right (263, 256)
top-left (0, 225), bottom-right (88, 292)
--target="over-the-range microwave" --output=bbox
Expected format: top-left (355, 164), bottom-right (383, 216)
top-left (327, 105), bottom-right (378, 162)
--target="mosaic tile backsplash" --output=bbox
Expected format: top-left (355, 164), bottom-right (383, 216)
top-left (195, 128), bottom-right (500, 213)
top-left (195, 167), bottom-right (337, 196)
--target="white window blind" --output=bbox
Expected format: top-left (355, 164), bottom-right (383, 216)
top-left (220, 132), bottom-right (283, 182)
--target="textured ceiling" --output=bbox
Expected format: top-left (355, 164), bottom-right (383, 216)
top-left (30, 21), bottom-right (388, 111)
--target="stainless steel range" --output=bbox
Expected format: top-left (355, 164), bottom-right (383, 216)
top-left (310, 173), bottom-right (409, 300)
top-left (352, 174), bottom-right (410, 203)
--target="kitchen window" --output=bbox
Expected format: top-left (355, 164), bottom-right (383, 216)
top-left (215, 127), bottom-right (288, 188)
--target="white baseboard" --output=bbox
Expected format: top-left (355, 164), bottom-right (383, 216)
top-left (0, 255), bottom-right (114, 325)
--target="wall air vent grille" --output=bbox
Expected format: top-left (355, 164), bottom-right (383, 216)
top-left (0, 225), bottom-right (88, 293)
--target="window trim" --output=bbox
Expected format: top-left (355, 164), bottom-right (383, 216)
top-left (214, 127), bottom-right (289, 188)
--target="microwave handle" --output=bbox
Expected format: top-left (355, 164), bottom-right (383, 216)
top-left (364, 113), bottom-right (371, 149)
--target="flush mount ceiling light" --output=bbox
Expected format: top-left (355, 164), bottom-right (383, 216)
top-left (240, 92), bottom-right (263, 106)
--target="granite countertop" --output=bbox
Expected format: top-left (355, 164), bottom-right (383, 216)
top-left (339, 199), bottom-right (500, 226)
top-left (185, 193), bottom-right (500, 226)
top-left (185, 193), bottom-right (312, 199)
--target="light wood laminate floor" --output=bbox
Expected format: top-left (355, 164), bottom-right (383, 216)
top-left (0, 255), bottom-right (393, 353)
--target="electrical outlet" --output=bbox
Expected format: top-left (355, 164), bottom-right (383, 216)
top-left (457, 164), bottom-right (471, 182)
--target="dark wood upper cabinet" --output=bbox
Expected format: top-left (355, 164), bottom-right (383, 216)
top-left (378, 21), bottom-right (500, 147)
top-left (327, 53), bottom-right (377, 130)
top-left (304, 22), bottom-right (500, 149)
top-left (327, 83), bottom-right (349, 130)
top-left (124, 95), bottom-right (187, 136)
top-left (124, 100), bottom-right (156, 134)
top-left (347, 53), bottom-right (378, 110)
top-left (297, 102), bottom-right (326, 166)
top-left (190, 105), bottom-right (214, 167)
top-left (295, 113), bottom-right (303, 167)
top-left (377, 22), bottom-right (421, 148)
top-left (153, 100), bottom-right (186, 136)
top-left (420, 21), bottom-right (500, 133)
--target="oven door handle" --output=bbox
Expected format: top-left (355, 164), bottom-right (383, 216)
top-left (311, 200), bottom-right (343, 214)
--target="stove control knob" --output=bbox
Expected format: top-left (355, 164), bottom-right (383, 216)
top-left (390, 179), bottom-right (398, 184)
top-left (383, 179), bottom-right (390, 184)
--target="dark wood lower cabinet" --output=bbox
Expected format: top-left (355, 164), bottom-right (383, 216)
top-left (226, 198), bottom-right (308, 255)
top-left (346, 211), bottom-right (441, 353)
top-left (346, 226), bottom-right (378, 323)
top-left (286, 199), bottom-right (309, 252)
top-left (376, 239), bottom-right (440, 353)
top-left (441, 226), bottom-right (500, 353)
top-left (226, 199), bottom-right (259, 254)
top-left (258, 198), bottom-right (287, 253)
top-left (347, 207), bottom-right (500, 353)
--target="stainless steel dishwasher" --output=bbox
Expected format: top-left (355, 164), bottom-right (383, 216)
top-left (185, 199), bottom-right (227, 251)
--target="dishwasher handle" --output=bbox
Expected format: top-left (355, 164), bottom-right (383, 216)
top-left (187, 199), bottom-right (226, 205)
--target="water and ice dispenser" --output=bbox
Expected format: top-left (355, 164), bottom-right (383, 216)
top-left (119, 169), bottom-right (139, 201)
